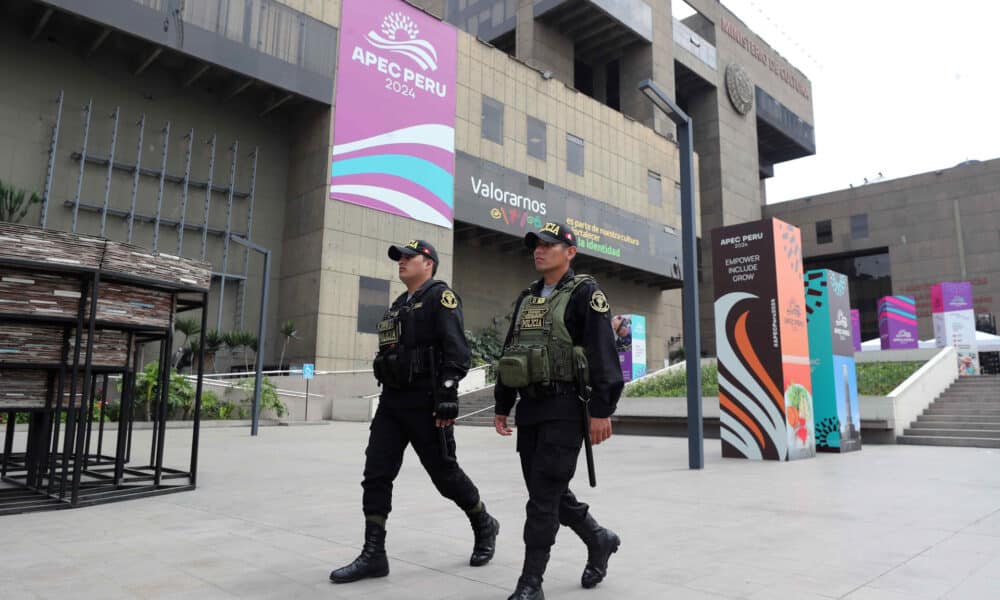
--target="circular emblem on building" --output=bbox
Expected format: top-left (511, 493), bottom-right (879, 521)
top-left (725, 63), bottom-right (754, 116)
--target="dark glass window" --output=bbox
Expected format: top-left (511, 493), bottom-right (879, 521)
top-left (816, 219), bottom-right (832, 244)
top-left (850, 214), bottom-right (869, 239)
top-left (481, 96), bottom-right (504, 144)
top-left (675, 183), bottom-right (682, 216)
top-left (357, 276), bottom-right (390, 334)
top-left (647, 171), bottom-right (662, 206)
top-left (567, 134), bottom-right (585, 175)
top-left (527, 116), bottom-right (546, 160)
top-left (804, 249), bottom-right (892, 342)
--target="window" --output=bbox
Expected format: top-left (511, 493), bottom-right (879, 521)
top-left (527, 116), bottom-right (546, 160)
top-left (675, 183), bottom-right (682, 216)
top-left (357, 276), bottom-right (390, 334)
top-left (567, 134), bottom-right (585, 175)
top-left (481, 96), bottom-right (504, 144)
top-left (816, 220), bottom-right (832, 244)
top-left (850, 214), bottom-right (869, 239)
top-left (647, 171), bottom-right (662, 206)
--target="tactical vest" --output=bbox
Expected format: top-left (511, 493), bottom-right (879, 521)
top-left (497, 275), bottom-right (591, 389)
top-left (373, 280), bottom-right (446, 389)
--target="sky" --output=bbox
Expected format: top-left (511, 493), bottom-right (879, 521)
top-left (702, 0), bottom-right (1000, 204)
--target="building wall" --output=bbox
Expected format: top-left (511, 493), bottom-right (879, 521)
top-left (0, 16), bottom-right (294, 364)
top-left (315, 17), bottom-right (694, 370)
top-left (764, 158), bottom-right (1000, 340)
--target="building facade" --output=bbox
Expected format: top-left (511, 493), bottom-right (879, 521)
top-left (765, 158), bottom-right (1000, 342)
top-left (1, 0), bottom-right (814, 372)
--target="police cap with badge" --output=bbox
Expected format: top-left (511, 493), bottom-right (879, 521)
top-left (524, 221), bottom-right (577, 250)
top-left (388, 239), bottom-right (439, 271)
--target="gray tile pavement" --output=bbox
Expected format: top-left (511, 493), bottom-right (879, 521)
top-left (2, 424), bottom-right (999, 599)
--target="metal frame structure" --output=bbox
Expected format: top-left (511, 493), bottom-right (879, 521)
top-left (35, 90), bottom-right (272, 438)
top-left (0, 252), bottom-right (209, 514)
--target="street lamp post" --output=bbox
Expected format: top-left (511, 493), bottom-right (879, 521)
top-left (638, 79), bottom-right (704, 470)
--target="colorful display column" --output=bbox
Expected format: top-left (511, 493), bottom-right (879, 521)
top-left (713, 218), bottom-right (815, 461)
top-left (932, 281), bottom-right (980, 376)
top-left (804, 270), bottom-right (862, 452)
top-left (851, 309), bottom-right (862, 352)
top-left (612, 314), bottom-right (646, 382)
top-left (878, 296), bottom-right (918, 350)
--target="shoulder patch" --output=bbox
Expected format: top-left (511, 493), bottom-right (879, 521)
top-left (589, 290), bottom-right (609, 313)
top-left (441, 290), bottom-right (459, 309)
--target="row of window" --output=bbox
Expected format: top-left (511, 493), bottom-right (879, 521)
top-left (816, 214), bottom-right (868, 244)
top-left (482, 96), bottom-right (679, 213)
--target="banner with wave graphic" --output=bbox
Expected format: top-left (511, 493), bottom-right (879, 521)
top-left (330, 0), bottom-right (457, 228)
top-left (712, 218), bottom-right (815, 461)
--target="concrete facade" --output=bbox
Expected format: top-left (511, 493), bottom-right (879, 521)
top-left (765, 158), bottom-right (1000, 342)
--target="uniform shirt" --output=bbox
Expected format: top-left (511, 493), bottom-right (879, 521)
top-left (494, 269), bottom-right (624, 423)
top-left (379, 278), bottom-right (471, 406)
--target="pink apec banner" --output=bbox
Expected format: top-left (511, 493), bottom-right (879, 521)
top-left (878, 295), bottom-right (918, 350)
top-left (330, 0), bottom-right (458, 228)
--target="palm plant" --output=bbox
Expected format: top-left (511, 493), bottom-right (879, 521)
top-left (0, 179), bottom-right (41, 223)
top-left (202, 330), bottom-right (224, 373)
top-left (223, 330), bottom-right (258, 373)
top-left (278, 320), bottom-right (297, 371)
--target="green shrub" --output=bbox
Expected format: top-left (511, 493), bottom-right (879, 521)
top-left (856, 361), bottom-right (924, 396)
top-left (625, 363), bottom-right (719, 397)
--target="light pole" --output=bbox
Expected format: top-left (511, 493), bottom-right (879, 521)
top-left (639, 79), bottom-right (704, 470)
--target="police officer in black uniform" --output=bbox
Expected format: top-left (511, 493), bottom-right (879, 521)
top-left (494, 222), bottom-right (624, 599)
top-left (330, 240), bottom-right (499, 584)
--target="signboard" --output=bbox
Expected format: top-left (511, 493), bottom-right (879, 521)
top-left (613, 314), bottom-right (646, 382)
top-left (878, 296), bottom-right (918, 350)
top-left (850, 308), bottom-right (861, 352)
top-left (330, 0), bottom-right (458, 228)
top-left (455, 152), bottom-right (682, 279)
top-left (302, 363), bottom-right (315, 380)
top-left (932, 281), bottom-right (980, 376)
top-left (804, 269), bottom-right (861, 453)
top-left (712, 218), bottom-right (815, 461)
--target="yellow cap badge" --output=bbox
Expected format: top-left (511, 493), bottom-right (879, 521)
top-left (441, 290), bottom-right (458, 309)
top-left (589, 290), bottom-right (609, 313)
top-left (541, 222), bottom-right (561, 236)
top-left (406, 240), bottom-right (420, 249)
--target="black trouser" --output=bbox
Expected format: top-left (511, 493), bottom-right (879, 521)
top-left (516, 418), bottom-right (591, 577)
top-left (361, 401), bottom-right (481, 518)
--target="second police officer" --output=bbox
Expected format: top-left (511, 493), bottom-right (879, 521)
top-left (329, 240), bottom-right (500, 584)
top-left (494, 222), bottom-right (625, 600)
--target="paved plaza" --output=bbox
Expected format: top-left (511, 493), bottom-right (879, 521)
top-left (3, 423), bottom-right (999, 599)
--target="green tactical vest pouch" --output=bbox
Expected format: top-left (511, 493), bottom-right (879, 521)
top-left (498, 345), bottom-right (550, 388)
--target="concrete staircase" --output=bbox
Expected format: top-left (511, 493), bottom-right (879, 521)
top-left (455, 385), bottom-right (502, 427)
top-left (898, 376), bottom-right (1000, 448)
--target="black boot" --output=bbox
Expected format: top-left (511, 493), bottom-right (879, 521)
top-left (468, 505), bottom-right (500, 566)
top-left (507, 575), bottom-right (544, 600)
top-left (569, 514), bottom-right (620, 589)
top-left (329, 520), bottom-right (390, 583)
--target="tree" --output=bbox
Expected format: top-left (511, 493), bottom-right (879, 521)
top-left (0, 179), bottom-right (41, 223)
top-left (173, 317), bottom-right (201, 372)
top-left (202, 330), bottom-right (224, 373)
top-left (223, 330), bottom-right (258, 373)
top-left (278, 320), bottom-right (297, 371)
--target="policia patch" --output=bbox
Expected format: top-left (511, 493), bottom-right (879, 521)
top-left (589, 290), bottom-right (610, 313)
top-left (441, 290), bottom-right (459, 309)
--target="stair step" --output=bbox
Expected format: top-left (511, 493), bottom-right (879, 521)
top-left (903, 428), bottom-right (1000, 438)
top-left (897, 436), bottom-right (1000, 449)
top-left (910, 421), bottom-right (1000, 430)
top-left (922, 408), bottom-right (1000, 416)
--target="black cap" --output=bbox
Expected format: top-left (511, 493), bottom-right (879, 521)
top-left (388, 239), bottom-right (439, 264)
top-left (525, 221), bottom-right (577, 250)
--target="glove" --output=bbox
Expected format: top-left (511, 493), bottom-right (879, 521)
top-left (435, 381), bottom-right (459, 420)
